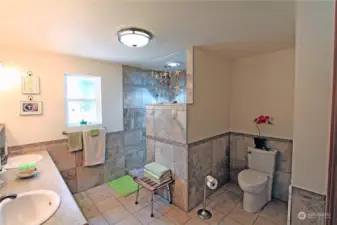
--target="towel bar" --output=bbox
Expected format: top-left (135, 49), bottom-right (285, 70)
top-left (62, 126), bottom-right (107, 135)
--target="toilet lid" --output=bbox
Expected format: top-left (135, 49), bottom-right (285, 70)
top-left (238, 169), bottom-right (268, 187)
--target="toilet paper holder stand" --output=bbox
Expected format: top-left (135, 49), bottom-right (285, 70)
top-left (197, 175), bottom-right (218, 220)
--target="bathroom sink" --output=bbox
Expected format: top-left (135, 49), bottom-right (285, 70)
top-left (4, 154), bottom-right (43, 169)
top-left (0, 190), bottom-right (61, 225)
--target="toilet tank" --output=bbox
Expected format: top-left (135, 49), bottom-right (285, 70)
top-left (248, 147), bottom-right (278, 175)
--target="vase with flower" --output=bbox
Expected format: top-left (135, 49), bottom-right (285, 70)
top-left (253, 115), bottom-right (273, 150)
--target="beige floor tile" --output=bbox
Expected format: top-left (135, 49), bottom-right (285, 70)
top-left (223, 183), bottom-right (243, 197)
top-left (211, 200), bottom-right (237, 216)
top-left (133, 205), bottom-right (163, 225)
top-left (185, 218), bottom-right (208, 225)
top-left (74, 191), bottom-right (89, 202)
top-left (227, 204), bottom-right (259, 225)
top-left (88, 215), bottom-right (110, 225)
top-left (221, 191), bottom-right (242, 204)
top-left (115, 215), bottom-right (142, 225)
top-left (87, 184), bottom-right (115, 203)
top-left (253, 217), bottom-right (277, 225)
top-left (103, 205), bottom-right (131, 224)
top-left (96, 197), bottom-right (121, 213)
top-left (148, 215), bottom-right (175, 225)
top-left (206, 210), bottom-right (226, 225)
top-left (116, 193), bottom-right (150, 213)
top-left (154, 199), bottom-right (174, 214)
top-left (86, 184), bottom-right (113, 195)
top-left (220, 217), bottom-right (243, 225)
top-left (263, 200), bottom-right (288, 213)
top-left (259, 202), bottom-right (287, 225)
top-left (208, 188), bottom-right (226, 201)
top-left (164, 207), bottom-right (191, 225)
top-left (74, 192), bottom-right (101, 219)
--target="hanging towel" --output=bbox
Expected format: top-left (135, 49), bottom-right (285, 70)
top-left (83, 128), bottom-right (106, 166)
top-left (90, 129), bottom-right (100, 137)
top-left (68, 132), bottom-right (83, 152)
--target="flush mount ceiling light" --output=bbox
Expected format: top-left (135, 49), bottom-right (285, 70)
top-left (166, 62), bottom-right (181, 67)
top-left (117, 28), bottom-right (152, 47)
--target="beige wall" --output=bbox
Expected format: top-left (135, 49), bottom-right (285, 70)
top-left (292, 1), bottom-right (334, 195)
top-left (230, 48), bottom-right (295, 139)
top-left (187, 47), bottom-right (230, 143)
top-left (0, 48), bottom-right (123, 146)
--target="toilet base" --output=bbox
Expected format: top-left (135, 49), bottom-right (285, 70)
top-left (242, 191), bottom-right (268, 213)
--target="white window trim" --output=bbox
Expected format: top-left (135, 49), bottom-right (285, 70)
top-left (64, 74), bottom-right (102, 130)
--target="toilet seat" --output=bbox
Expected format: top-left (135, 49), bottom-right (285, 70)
top-left (238, 169), bottom-right (268, 188)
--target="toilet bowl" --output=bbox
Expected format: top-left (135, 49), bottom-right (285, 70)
top-left (237, 147), bottom-right (278, 213)
top-left (238, 169), bottom-right (268, 213)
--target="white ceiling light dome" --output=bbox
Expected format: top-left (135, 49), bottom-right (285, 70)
top-left (166, 62), bottom-right (181, 67)
top-left (117, 28), bottom-right (153, 47)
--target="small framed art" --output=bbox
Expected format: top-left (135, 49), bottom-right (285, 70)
top-left (22, 75), bottom-right (40, 94)
top-left (20, 101), bottom-right (43, 115)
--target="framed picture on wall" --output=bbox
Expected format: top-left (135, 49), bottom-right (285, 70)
top-left (22, 76), bottom-right (40, 94)
top-left (20, 101), bottom-right (43, 115)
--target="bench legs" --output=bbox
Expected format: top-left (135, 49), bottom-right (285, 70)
top-left (135, 183), bottom-right (140, 205)
top-left (134, 182), bottom-right (172, 218)
top-left (167, 183), bottom-right (172, 204)
top-left (151, 192), bottom-right (154, 217)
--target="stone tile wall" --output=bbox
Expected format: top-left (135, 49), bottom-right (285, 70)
top-left (8, 131), bottom-right (126, 194)
top-left (146, 130), bottom-right (230, 212)
top-left (146, 136), bottom-right (189, 211)
top-left (229, 132), bottom-right (292, 202)
top-left (290, 186), bottom-right (326, 225)
top-left (123, 66), bottom-right (186, 172)
top-left (187, 134), bottom-right (230, 211)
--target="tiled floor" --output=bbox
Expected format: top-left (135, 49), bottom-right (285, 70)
top-left (73, 182), bottom-right (288, 225)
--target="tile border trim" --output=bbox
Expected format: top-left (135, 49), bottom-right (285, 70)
top-left (146, 135), bottom-right (188, 148)
top-left (188, 132), bottom-right (230, 147)
top-left (230, 132), bottom-right (293, 142)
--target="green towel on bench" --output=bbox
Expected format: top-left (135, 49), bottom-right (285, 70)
top-left (144, 162), bottom-right (170, 179)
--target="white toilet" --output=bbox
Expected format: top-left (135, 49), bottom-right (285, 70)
top-left (238, 147), bottom-right (278, 213)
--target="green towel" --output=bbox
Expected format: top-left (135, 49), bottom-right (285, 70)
top-left (144, 162), bottom-right (170, 178)
top-left (90, 129), bottom-right (100, 137)
top-left (68, 131), bottom-right (82, 152)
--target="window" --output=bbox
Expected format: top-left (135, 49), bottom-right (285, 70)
top-left (65, 74), bottom-right (102, 127)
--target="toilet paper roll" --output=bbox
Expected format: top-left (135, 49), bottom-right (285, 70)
top-left (206, 175), bottom-right (218, 190)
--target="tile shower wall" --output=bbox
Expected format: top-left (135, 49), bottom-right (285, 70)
top-left (290, 186), bottom-right (326, 225)
top-left (8, 132), bottom-right (125, 194)
top-left (123, 66), bottom-right (186, 171)
top-left (229, 132), bottom-right (292, 202)
top-left (146, 137), bottom-right (189, 211)
top-left (146, 104), bottom-right (188, 211)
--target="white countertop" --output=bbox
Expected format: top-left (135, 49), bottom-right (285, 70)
top-left (0, 151), bottom-right (87, 225)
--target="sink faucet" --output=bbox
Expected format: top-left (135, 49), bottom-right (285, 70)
top-left (0, 194), bottom-right (17, 203)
